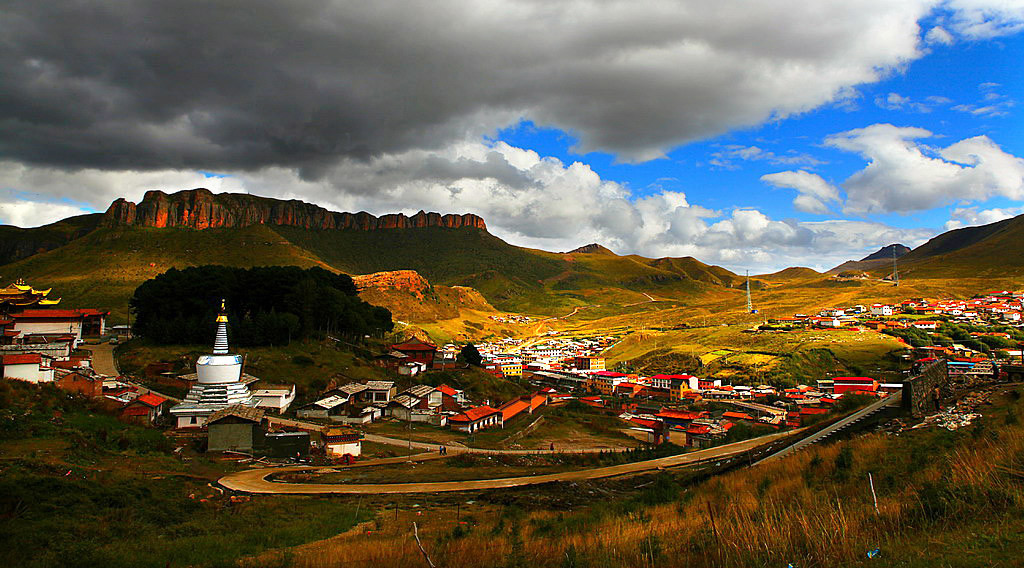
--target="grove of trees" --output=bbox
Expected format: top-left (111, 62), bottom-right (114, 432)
top-left (130, 265), bottom-right (393, 346)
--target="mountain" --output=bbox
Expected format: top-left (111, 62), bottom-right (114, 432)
top-left (102, 188), bottom-right (486, 231)
top-left (890, 215), bottom-right (1024, 278)
top-left (827, 243), bottom-right (909, 275)
top-left (756, 266), bottom-right (821, 281)
top-left (0, 188), bottom-right (747, 319)
top-left (0, 213), bottom-right (103, 265)
top-left (862, 244), bottom-right (910, 261)
top-left (565, 243), bottom-right (616, 255)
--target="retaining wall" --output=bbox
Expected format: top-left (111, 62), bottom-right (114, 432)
top-left (901, 360), bottom-right (951, 418)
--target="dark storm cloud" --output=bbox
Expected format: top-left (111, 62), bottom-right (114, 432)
top-left (1, 0), bottom-right (936, 172)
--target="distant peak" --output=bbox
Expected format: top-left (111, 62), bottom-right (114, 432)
top-left (566, 243), bottom-right (616, 255)
top-left (861, 244), bottom-right (910, 262)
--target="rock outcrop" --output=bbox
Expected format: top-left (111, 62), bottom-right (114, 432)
top-left (101, 188), bottom-right (487, 231)
top-left (353, 270), bottom-right (494, 322)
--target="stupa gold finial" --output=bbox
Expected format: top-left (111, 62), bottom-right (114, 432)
top-left (215, 298), bottom-right (228, 323)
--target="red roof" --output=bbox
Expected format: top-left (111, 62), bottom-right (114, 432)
top-left (593, 371), bottom-right (630, 378)
top-left (1, 353), bottom-right (41, 365)
top-left (686, 425), bottom-right (711, 435)
top-left (657, 409), bottom-right (708, 421)
top-left (723, 411), bottom-right (755, 420)
top-left (436, 384), bottom-right (460, 396)
top-left (629, 417), bottom-right (659, 429)
top-left (11, 309), bottom-right (106, 319)
top-left (449, 405), bottom-right (499, 422)
top-left (134, 393), bottom-right (168, 407)
top-left (391, 338), bottom-right (437, 351)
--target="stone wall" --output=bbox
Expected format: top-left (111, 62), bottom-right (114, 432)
top-left (901, 360), bottom-right (951, 418)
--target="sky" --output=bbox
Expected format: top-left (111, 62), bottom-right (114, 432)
top-left (1, 0), bottom-right (1023, 274)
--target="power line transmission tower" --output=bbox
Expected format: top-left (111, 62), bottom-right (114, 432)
top-left (746, 271), bottom-right (754, 313)
top-left (893, 246), bottom-right (900, 287)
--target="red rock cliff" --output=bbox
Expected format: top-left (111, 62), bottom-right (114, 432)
top-left (101, 188), bottom-right (487, 231)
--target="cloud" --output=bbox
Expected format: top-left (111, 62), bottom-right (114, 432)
top-left (0, 192), bottom-right (93, 227)
top-left (0, 0), bottom-right (951, 172)
top-left (826, 124), bottom-right (1024, 214)
top-left (925, 25), bottom-right (956, 44)
top-left (1, 139), bottom-right (938, 273)
top-left (944, 205), bottom-right (1024, 229)
top-left (942, 0), bottom-right (1024, 39)
top-left (874, 92), bottom-right (940, 113)
top-left (760, 170), bottom-right (842, 214)
top-left (708, 145), bottom-right (824, 170)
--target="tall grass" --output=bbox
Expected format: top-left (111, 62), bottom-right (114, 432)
top-left (274, 389), bottom-right (1024, 567)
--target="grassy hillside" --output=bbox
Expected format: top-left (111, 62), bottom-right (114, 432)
top-left (0, 213), bottom-right (103, 266)
top-left (0, 225), bottom-right (330, 321)
top-left (892, 215), bottom-right (1024, 278)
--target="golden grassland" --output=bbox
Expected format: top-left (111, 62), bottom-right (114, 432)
top-left (249, 387), bottom-right (1024, 568)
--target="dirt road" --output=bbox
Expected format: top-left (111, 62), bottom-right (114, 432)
top-left (218, 430), bottom-right (797, 495)
top-left (81, 342), bottom-right (119, 375)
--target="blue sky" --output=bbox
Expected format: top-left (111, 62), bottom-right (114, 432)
top-left (495, 30), bottom-right (1023, 236)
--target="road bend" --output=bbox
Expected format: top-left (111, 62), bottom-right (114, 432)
top-left (218, 430), bottom-right (798, 495)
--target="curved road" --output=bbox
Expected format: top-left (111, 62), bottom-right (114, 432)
top-left (219, 430), bottom-right (798, 494)
top-left (266, 417), bottom-right (632, 455)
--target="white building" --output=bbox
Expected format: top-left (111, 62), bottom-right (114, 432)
top-left (251, 384), bottom-right (296, 414)
top-left (870, 304), bottom-right (894, 316)
top-left (1, 353), bottom-right (54, 383)
top-left (169, 302), bottom-right (257, 428)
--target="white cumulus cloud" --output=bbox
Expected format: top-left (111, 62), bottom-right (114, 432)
top-left (827, 124), bottom-right (1024, 214)
top-left (760, 170), bottom-right (842, 214)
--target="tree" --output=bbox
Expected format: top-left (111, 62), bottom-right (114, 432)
top-left (460, 343), bottom-right (483, 366)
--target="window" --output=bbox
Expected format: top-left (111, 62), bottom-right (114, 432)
top-left (190, 416), bottom-right (198, 424)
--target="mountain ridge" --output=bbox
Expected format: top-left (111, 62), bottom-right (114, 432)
top-left (102, 188), bottom-right (487, 231)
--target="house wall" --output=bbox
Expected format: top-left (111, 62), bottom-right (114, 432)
top-left (208, 422), bottom-right (259, 452)
top-left (3, 362), bottom-right (52, 383)
top-left (325, 440), bottom-right (361, 456)
top-left (14, 320), bottom-right (83, 341)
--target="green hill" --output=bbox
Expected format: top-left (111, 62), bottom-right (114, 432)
top-left (0, 225), bottom-right (329, 319)
top-left (0, 213), bottom-right (103, 266)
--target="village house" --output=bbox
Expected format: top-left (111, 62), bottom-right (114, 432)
top-left (390, 337), bottom-right (437, 368)
top-left (321, 427), bottom-right (363, 457)
top-left (251, 384), bottom-right (297, 414)
top-left (121, 393), bottom-right (171, 426)
top-left (206, 405), bottom-right (266, 452)
top-left (55, 369), bottom-right (104, 397)
top-left (449, 405), bottom-right (502, 433)
top-left (1, 353), bottom-right (54, 383)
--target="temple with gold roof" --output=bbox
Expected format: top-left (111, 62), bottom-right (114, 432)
top-left (0, 279), bottom-right (61, 312)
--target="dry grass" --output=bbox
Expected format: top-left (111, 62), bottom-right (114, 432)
top-left (257, 389), bottom-right (1024, 568)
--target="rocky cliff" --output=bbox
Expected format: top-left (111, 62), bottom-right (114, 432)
top-left (101, 188), bottom-right (487, 231)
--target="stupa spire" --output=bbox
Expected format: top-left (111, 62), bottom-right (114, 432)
top-left (213, 299), bottom-right (229, 354)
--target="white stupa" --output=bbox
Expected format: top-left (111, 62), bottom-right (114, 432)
top-left (170, 300), bottom-right (257, 428)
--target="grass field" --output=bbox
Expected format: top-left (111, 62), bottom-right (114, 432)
top-left (0, 380), bottom-right (370, 568)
